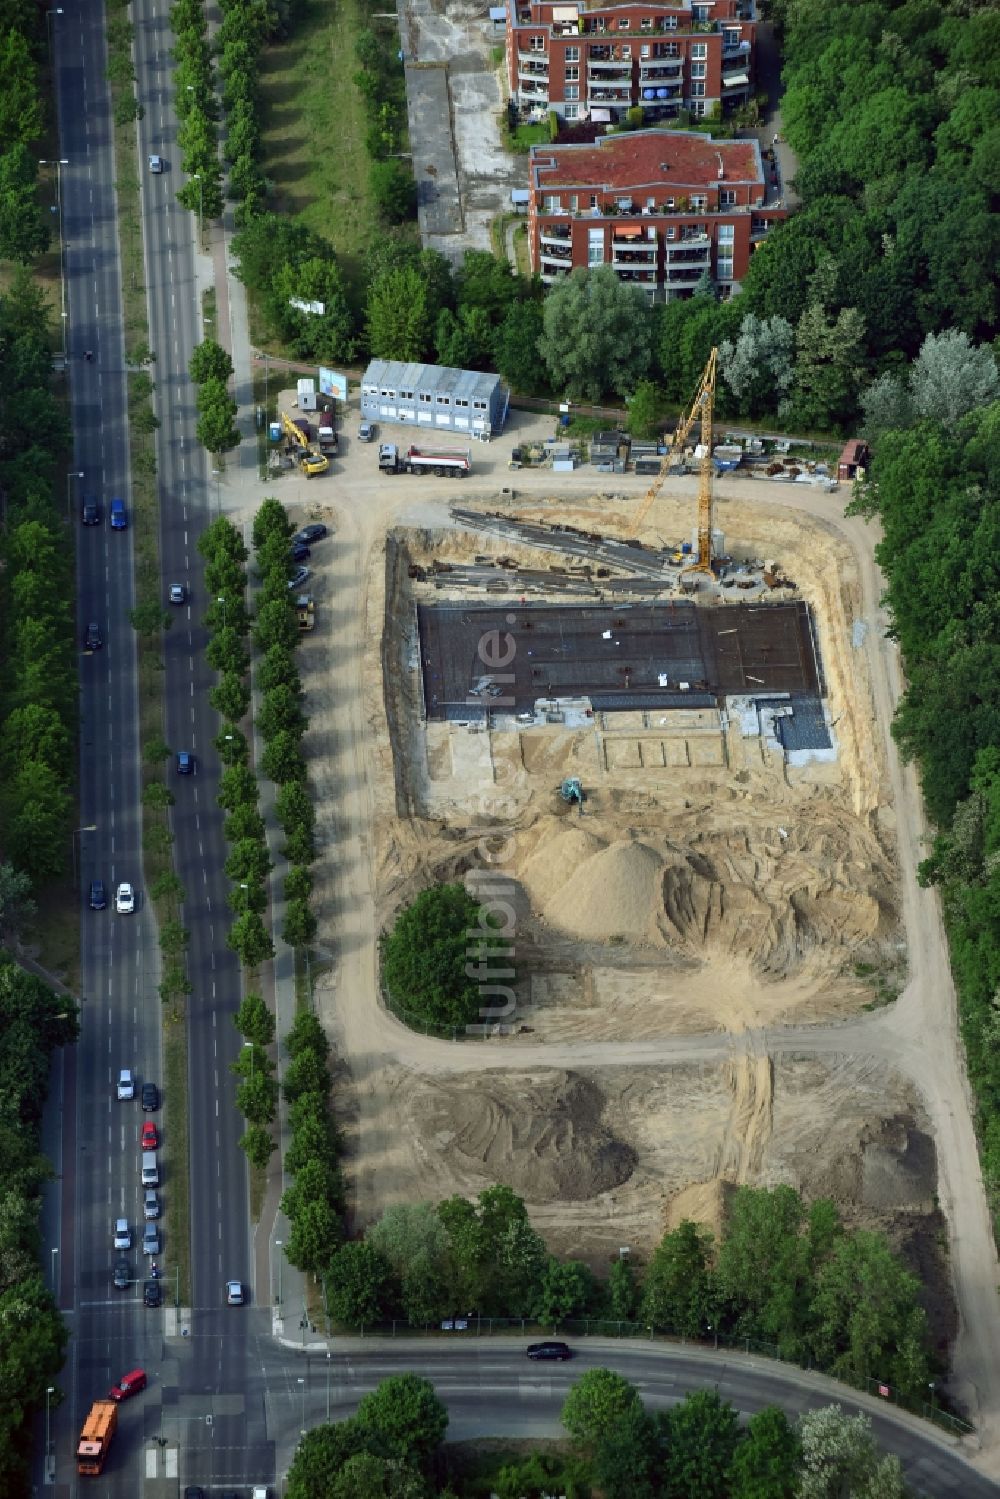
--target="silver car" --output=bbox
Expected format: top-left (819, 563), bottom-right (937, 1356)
top-left (143, 1223), bottom-right (161, 1256)
top-left (143, 1189), bottom-right (160, 1220)
top-left (113, 1218), bottom-right (131, 1250)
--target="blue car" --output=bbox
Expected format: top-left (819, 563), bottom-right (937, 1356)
top-left (110, 497), bottom-right (127, 530)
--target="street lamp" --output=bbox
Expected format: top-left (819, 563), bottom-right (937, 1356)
top-left (211, 467), bottom-right (222, 513)
top-left (326, 1352), bottom-right (331, 1423)
top-left (297, 1376), bottom-right (306, 1435)
top-left (45, 1385), bottom-right (55, 1466)
top-left (217, 594), bottom-right (226, 628)
top-left (243, 1038), bottom-right (254, 1078)
top-left (70, 824), bottom-right (97, 890)
top-left (191, 171), bottom-right (204, 238)
top-left (38, 158), bottom-right (70, 359)
top-left (50, 1246), bottom-right (59, 1295)
top-left (275, 1238), bottom-right (283, 1305)
top-left (66, 468), bottom-right (84, 519)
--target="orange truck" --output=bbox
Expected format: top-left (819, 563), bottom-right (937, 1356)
top-left (77, 1400), bottom-right (117, 1475)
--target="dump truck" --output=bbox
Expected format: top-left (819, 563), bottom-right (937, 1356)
top-left (77, 1400), bottom-right (118, 1475)
top-left (316, 409), bottom-right (338, 454)
top-left (378, 443), bottom-right (471, 478)
top-left (295, 594), bottom-right (315, 631)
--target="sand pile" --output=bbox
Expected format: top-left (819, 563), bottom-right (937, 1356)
top-left (410, 1070), bottom-right (636, 1202)
top-left (664, 1179), bottom-right (732, 1241)
top-left (513, 815), bottom-right (894, 973)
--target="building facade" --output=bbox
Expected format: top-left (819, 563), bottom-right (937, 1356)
top-left (360, 361), bottom-right (508, 437)
top-left (507, 0), bottom-right (755, 123)
top-left (528, 129), bottom-right (785, 301)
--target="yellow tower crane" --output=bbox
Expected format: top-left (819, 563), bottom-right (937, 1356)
top-left (630, 347), bottom-right (717, 572)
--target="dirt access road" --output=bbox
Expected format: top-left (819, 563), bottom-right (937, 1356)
top-left (276, 451), bottom-right (1000, 1465)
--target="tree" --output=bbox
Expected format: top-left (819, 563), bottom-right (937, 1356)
top-left (240, 1123), bottom-right (276, 1167)
top-left (797, 1406), bottom-right (905, 1499)
top-left (129, 598), bottom-right (171, 637)
top-left (286, 1421), bottom-right (372, 1499)
top-left (591, 1405), bottom-right (662, 1499)
top-left (366, 265), bottom-right (431, 362)
top-left (661, 1389), bottom-right (740, 1499)
top-left (283, 898), bottom-right (318, 947)
top-left (539, 266), bottom-right (653, 402)
top-left (370, 158), bottom-right (417, 225)
top-left (712, 1185), bottom-right (812, 1352)
top-left (729, 1407), bottom-right (801, 1499)
top-left (380, 882), bottom-right (513, 1032)
top-left (790, 264), bottom-right (868, 430)
top-left (261, 729), bottom-right (306, 784)
top-left (859, 373), bottom-right (914, 440)
top-left (258, 643), bottom-right (299, 694)
top-left (909, 328), bottom-right (1000, 426)
top-left (196, 377), bottom-right (241, 453)
top-left (355, 1374), bottom-right (448, 1461)
top-left (285, 1191), bottom-right (343, 1275)
top-left (252, 495), bottom-right (293, 548)
top-left (227, 910), bottom-right (274, 968)
top-left (254, 597), bottom-right (299, 652)
top-left (810, 1230), bottom-right (931, 1394)
top-left (217, 764), bottom-right (259, 812)
top-left (276, 780), bottom-right (315, 834)
top-left (189, 337), bottom-right (234, 385)
top-left (259, 683), bottom-right (307, 740)
top-left (0, 31), bottom-right (43, 146)
top-left (207, 626), bottom-right (250, 677)
top-left (327, 1241), bottom-right (392, 1327)
top-left (626, 379), bottom-right (664, 440)
top-left (210, 671), bottom-right (251, 724)
top-left (236, 1069), bottom-right (277, 1125)
top-left (224, 837), bottom-right (272, 885)
top-left (0, 145), bottom-right (50, 263)
top-left (492, 300), bottom-right (547, 394)
top-left (607, 1256), bottom-right (637, 1321)
top-left (718, 314), bottom-right (796, 418)
top-left (234, 991), bottom-right (275, 1046)
top-left (285, 864), bottom-right (314, 903)
top-left (0, 862), bottom-right (35, 940)
top-left (561, 1368), bottom-right (641, 1445)
top-left (641, 1219), bottom-right (713, 1337)
top-left (367, 1203), bottom-right (452, 1326)
top-left (536, 1258), bottom-right (592, 1324)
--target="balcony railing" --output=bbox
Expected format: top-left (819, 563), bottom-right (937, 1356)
top-left (540, 225), bottom-right (572, 244)
top-left (540, 265), bottom-right (573, 282)
top-left (587, 58), bottom-right (633, 74)
top-left (666, 266), bottom-right (708, 283)
top-left (589, 83), bottom-right (633, 99)
top-left (518, 79), bottom-right (549, 97)
top-left (540, 250), bottom-right (573, 268)
top-left (613, 249), bottom-right (658, 266)
top-left (517, 51), bottom-right (549, 69)
top-left (638, 63), bottom-right (683, 80)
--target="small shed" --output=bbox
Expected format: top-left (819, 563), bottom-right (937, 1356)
top-left (510, 188), bottom-right (530, 212)
top-left (837, 439), bottom-right (870, 482)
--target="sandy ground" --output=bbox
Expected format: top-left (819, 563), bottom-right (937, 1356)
top-left (241, 429), bottom-right (1000, 1464)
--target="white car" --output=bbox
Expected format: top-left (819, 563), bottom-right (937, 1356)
top-left (117, 1068), bottom-right (135, 1100)
top-left (148, 154), bottom-right (164, 174)
top-left (116, 882), bottom-right (135, 914)
top-left (168, 584), bottom-right (186, 604)
top-left (113, 1218), bottom-right (131, 1250)
top-left (143, 1189), bottom-right (160, 1220)
top-left (226, 1280), bottom-right (244, 1306)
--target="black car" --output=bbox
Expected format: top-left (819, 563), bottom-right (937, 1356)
top-left (84, 621), bottom-right (102, 650)
top-left (288, 541), bottom-right (311, 562)
top-left (141, 1082), bottom-right (159, 1111)
top-left (113, 1258), bottom-right (130, 1290)
top-left (81, 495), bottom-right (100, 525)
top-left (143, 1278), bottom-right (162, 1307)
top-left (89, 879), bottom-right (107, 910)
top-left (293, 523), bottom-right (327, 546)
top-left (183, 1490), bottom-right (206, 1499)
top-left (526, 1341), bottom-right (572, 1361)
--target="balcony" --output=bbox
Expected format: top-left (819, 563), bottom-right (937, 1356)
top-left (615, 268), bottom-right (657, 286)
top-left (721, 69), bottom-right (751, 90)
top-left (540, 225), bottom-right (572, 245)
top-left (587, 59), bottom-right (633, 77)
top-left (518, 78), bottom-right (550, 98)
top-left (540, 263), bottom-right (573, 283)
top-left (589, 82), bottom-right (634, 100)
top-left (638, 63), bottom-right (682, 81)
top-left (613, 248), bottom-right (657, 267)
top-left (666, 265), bottom-right (709, 284)
top-left (722, 36), bottom-right (751, 56)
top-left (517, 50), bottom-right (549, 70)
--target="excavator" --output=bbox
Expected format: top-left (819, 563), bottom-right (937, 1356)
top-left (279, 410), bottom-right (329, 477)
top-left (630, 347), bottom-right (717, 573)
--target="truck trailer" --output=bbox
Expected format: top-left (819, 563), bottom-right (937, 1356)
top-left (77, 1400), bottom-right (118, 1475)
top-left (378, 443), bottom-right (471, 478)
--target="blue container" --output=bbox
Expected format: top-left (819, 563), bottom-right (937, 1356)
top-left (560, 413), bottom-right (570, 427)
top-left (681, 541), bottom-right (692, 555)
top-left (269, 421), bottom-right (282, 443)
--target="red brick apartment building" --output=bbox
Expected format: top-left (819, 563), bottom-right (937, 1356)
top-left (506, 0), bottom-right (755, 124)
top-left (528, 129), bottom-right (786, 300)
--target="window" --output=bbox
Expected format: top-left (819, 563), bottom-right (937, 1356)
top-left (436, 395), bottom-right (450, 406)
top-left (693, 4), bottom-right (709, 18)
top-left (622, 44), bottom-right (631, 55)
top-left (588, 227), bottom-right (604, 266)
top-left (565, 64), bottom-right (578, 80)
top-left (693, 99), bottom-right (706, 117)
top-left (665, 41), bottom-right (678, 55)
top-left (640, 16), bottom-right (652, 30)
top-left (543, 194), bottom-right (561, 211)
top-left (690, 60), bottom-right (706, 78)
top-left (723, 26), bottom-right (740, 47)
top-left (455, 398), bottom-right (469, 408)
top-left (690, 80), bottom-right (705, 96)
top-left (565, 103), bottom-right (579, 119)
top-left (666, 226), bottom-right (676, 240)
top-left (418, 393), bottom-right (432, 404)
top-left (646, 196), bottom-right (655, 208)
top-left (640, 43), bottom-right (650, 56)
top-left (473, 399), bottom-right (487, 410)
top-left (570, 194), bottom-right (578, 211)
top-left (691, 41), bottom-right (707, 59)
top-left (594, 16), bottom-right (606, 30)
top-left (530, 34), bottom-right (544, 50)
top-left (618, 18), bottom-right (629, 28)
top-left (565, 44), bottom-right (579, 60)
top-left (719, 189), bottom-right (735, 208)
top-left (717, 223), bottom-right (735, 243)
top-left (400, 389), bottom-right (413, 400)
top-left (590, 193), bottom-right (598, 208)
top-left (664, 15), bottom-right (676, 28)
top-left (565, 84), bottom-right (578, 99)
top-left (665, 196), bottom-right (675, 209)
top-left (691, 194), bottom-right (707, 210)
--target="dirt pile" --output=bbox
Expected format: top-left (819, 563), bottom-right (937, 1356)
top-left (409, 1070), bottom-right (636, 1202)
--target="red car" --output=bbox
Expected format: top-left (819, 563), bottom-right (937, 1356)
top-left (141, 1121), bottom-right (158, 1150)
top-left (110, 1368), bottom-right (147, 1401)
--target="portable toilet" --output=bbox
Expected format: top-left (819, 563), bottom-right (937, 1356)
top-left (269, 421), bottom-right (282, 443)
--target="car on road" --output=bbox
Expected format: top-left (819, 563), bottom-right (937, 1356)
top-left (141, 1082), bottom-right (159, 1111)
top-left (141, 1120), bottom-right (158, 1150)
top-left (116, 1068), bottom-right (134, 1100)
top-left (226, 1280), bottom-right (244, 1306)
top-left (109, 496), bottom-right (127, 530)
top-left (288, 541), bottom-right (310, 562)
top-left (168, 583), bottom-right (187, 604)
top-left (116, 882), bottom-right (135, 914)
top-left (175, 751), bottom-right (195, 775)
top-left (84, 621), bottom-right (103, 650)
top-left (183, 1489), bottom-right (206, 1499)
top-left (148, 154), bottom-right (164, 173)
top-left (293, 523), bottom-right (327, 546)
top-left (113, 1218), bottom-right (131, 1250)
top-left (143, 1278), bottom-right (162, 1307)
top-left (287, 565), bottom-right (310, 590)
top-left (113, 1257), bottom-right (130, 1290)
top-left (526, 1341), bottom-right (572, 1361)
top-left (143, 1224), bottom-right (160, 1256)
top-left (143, 1189), bottom-right (160, 1219)
top-left (358, 419), bottom-right (376, 443)
top-left (110, 1368), bottom-right (147, 1401)
top-left (90, 879), bottom-right (108, 911)
top-left (81, 494), bottom-right (100, 525)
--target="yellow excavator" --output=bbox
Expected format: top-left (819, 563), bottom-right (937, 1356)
top-left (280, 410), bottom-right (329, 477)
top-left (630, 347), bottom-right (717, 572)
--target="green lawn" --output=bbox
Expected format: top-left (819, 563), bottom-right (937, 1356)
top-left (258, 0), bottom-right (380, 295)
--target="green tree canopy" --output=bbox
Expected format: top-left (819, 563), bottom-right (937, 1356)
top-left (539, 265), bottom-right (653, 403)
top-left (381, 882), bottom-right (513, 1032)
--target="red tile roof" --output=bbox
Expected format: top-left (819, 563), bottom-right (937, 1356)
top-left (532, 130), bottom-right (761, 191)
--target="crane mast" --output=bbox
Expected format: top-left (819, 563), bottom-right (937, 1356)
top-left (629, 348), bottom-right (718, 571)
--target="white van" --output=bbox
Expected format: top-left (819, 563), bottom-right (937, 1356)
top-left (141, 1151), bottom-right (159, 1186)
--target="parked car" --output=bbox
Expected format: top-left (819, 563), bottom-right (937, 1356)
top-left (141, 1082), bottom-right (159, 1111)
top-left (175, 751), bottom-right (195, 775)
top-left (293, 523), bottom-right (328, 546)
top-left (116, 1068), bottom-right (134, 1100)
top-left (113, 1257), bottom-right (130, 1290)
top-left (143, 1224), bottom-right (160, 1256)
top-left (143, 1189), bottom-right (160, 1219)
top-left (110, 1368), bottom-right (147, 1401)
top-left (287, 566), bottom-right (310, 590)
top-left (358, 420), bottom-right (375, 443)
top-left (84, 621), bottom-right (103, 650)
top-left (109, 497), bottom-right (127, 530)
top-left (288, 541), bottom-right (310, 562)
top-left (113, 1218), bottom-right (131, 1250)
top-left (144, 1279), bottom-right (162, 1307)
top-left (90, 879), bottom-right (108, 911)
top-left (81, 494), bottom-right (100, 525)
top-left (116, 882), bottom-right (135, 914)
top-left (168, 583), bottom-right (187, 604)
top-left (226, 1280), bottom-right (244, 1306)
top-left (526, 1341), bottom-right (572, 1361)
top-left (141, 1120), bottom-right (158, 1150)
